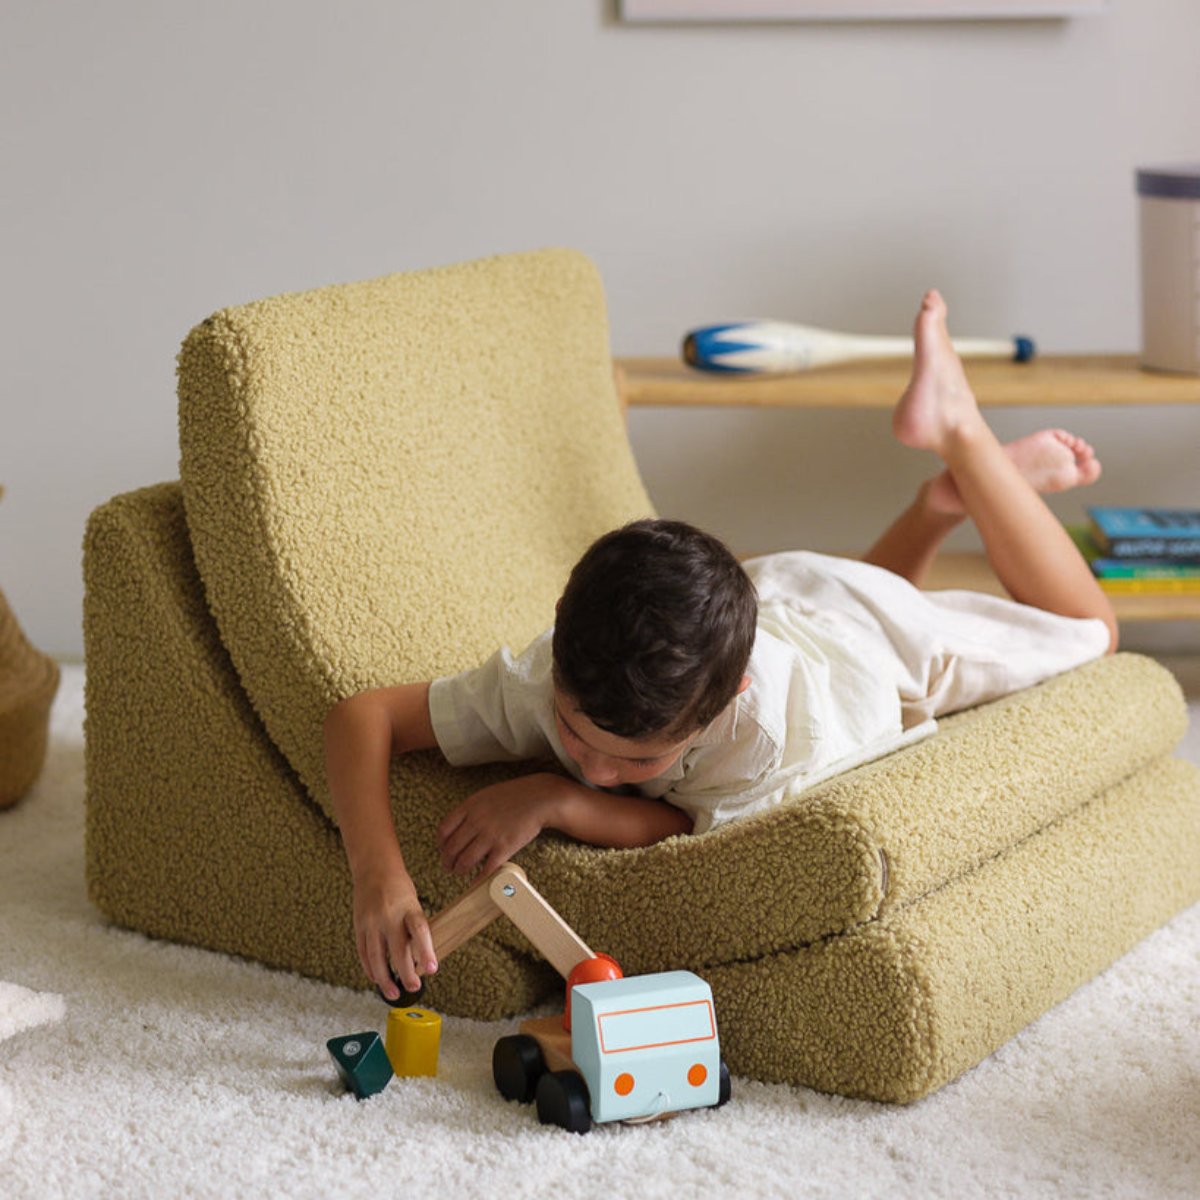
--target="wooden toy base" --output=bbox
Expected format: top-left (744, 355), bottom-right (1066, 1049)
top-left (517, 1014), bottom-right (573, 1074)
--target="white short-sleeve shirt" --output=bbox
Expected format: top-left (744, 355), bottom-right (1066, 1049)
top-left (427, 551), bottom-right (1110, 834)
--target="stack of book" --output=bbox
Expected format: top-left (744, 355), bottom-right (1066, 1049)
top-left (1067, 507), bottom-right (1200, 595)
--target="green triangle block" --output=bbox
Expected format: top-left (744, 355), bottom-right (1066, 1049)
top-left (327, 1031), bottom-right (393, 1099)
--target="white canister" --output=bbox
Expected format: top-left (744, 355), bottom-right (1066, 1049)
top-left (1137, 164), bottom-right (1200, 375)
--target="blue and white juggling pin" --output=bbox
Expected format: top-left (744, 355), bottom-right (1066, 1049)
top-left (682, 320), bottom-right (1036, 375)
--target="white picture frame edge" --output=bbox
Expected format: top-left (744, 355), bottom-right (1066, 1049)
top-left (620, 0), bottom-right (1108, 22)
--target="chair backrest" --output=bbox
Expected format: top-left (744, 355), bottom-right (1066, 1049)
top-left (178, 248), bottom-right (653, 810)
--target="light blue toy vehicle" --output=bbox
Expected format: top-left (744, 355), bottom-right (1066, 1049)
top-left (493, 969), bottom-right (731, 1133)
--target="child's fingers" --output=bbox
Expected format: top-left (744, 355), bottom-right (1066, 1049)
top-left (355, 930), bottom-right (373, 988)
top-left (362, 929), bottom-right (399, 1000)
top-left (481, 846), bottom-right (513, 878)
top-left (447, 831), bottom-right (488, 877)
top-left (385, 928), bottom-right (422, 995)
top-left (439, 819), bottom-right (479, 873)
top-left (436, 805), bottom-right (466, 846)
top-left (405, 910), bottom-right (438, 976)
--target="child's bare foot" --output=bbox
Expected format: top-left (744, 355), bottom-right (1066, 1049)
top-left (892, 290), bottom-right (987, 456)
top-left (926, 429), bottom-right (1102, 515)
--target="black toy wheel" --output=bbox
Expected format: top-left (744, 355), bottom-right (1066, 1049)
top-left (717, 1059), bottom-right (732, 1107)
top-left (492, 1035), bottom-right (546, 1104)
top-left (535, 1069), bottom-right (592, 1134)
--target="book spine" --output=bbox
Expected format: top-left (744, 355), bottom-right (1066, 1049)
top-left (1092, 559), bottom-right (1200, 579)
top-left (1087, 506), bottom-right (1200, 537)
top-left (1098, 537), bottom-right (1200, 560)
top-left (1097, 577), bottom-right (1200, 595)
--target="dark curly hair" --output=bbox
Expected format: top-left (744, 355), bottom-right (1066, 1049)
top-left (551, 519), bottom-right (758, 739)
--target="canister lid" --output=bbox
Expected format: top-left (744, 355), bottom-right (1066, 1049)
top-left (1136, 165), bottom-right (1200, 200)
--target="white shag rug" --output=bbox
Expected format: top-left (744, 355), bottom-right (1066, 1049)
top-left (1, 664), bottom-right (1198, 1200)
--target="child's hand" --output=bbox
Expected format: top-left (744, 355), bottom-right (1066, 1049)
top-left (437, 774), bottom-right (564, 877)
top-left (351, 866), bottom-right (437, 1001)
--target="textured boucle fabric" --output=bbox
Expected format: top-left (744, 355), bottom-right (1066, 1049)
top-left (177, 248), bottom-right (652, 817)
top-left (83, 484), bottom-right (555, 1020)
top-left (707, 754), bottom-right (1200, 1102)
top-left (85, 484), bottom-right (1200, 1100)
top-left (476, 653), bottom-right (1186, 969)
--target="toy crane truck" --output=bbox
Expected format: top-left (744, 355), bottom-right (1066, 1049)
top-left (382, 862), bottom-right (731, 1133)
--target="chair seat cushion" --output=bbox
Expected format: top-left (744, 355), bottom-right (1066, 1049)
top-left (498, 651), bottom-right (1188, 964)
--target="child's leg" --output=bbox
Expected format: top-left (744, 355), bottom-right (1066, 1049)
top-left (863, 430), bottom-right (1102, 586)
top-left (888, 290), bottom-right (1118, 651)
top-left (859, 482), bottom-right (962, 585)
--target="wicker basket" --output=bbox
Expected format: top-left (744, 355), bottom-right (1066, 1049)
top-left (0, 588), bottom-right (59, 809)
top-left (0, 489), bottom-right (59, 808)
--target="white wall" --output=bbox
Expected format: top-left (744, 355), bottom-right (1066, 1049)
top-left (3, 1), bottom-right (1198, 659)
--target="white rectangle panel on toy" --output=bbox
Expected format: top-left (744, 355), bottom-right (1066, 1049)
top-left (597, 997), bottom-right (716, 1053)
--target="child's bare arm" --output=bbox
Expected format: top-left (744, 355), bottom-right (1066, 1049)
top-left (323, 683), bottom-right (439, 999)
top-left (438, 773), bottom-right (693, 877)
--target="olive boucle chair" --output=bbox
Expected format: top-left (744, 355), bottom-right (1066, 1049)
top-left (83, 248), bottom-right (1200, 1103)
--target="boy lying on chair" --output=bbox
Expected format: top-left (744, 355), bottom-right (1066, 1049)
top-left (324, 289), bottom-right (1117, 1003)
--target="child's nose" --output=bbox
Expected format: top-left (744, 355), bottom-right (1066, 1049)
top-left (580, 752), bottom-right (620, 787)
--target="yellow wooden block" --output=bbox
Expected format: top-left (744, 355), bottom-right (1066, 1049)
top-left (385, 1006), bottom-right (441, 1077)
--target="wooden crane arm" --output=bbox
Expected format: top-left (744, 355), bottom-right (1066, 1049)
top-left (424, 863), bottom-right (594, 980)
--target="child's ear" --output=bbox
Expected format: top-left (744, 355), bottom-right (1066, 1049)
top-left (555, 597), bottom-right (562, 615)
top-left (737, 675), bottom-right (751, 695)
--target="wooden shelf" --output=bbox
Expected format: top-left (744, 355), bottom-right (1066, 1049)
top-left (617, 354), bottom-right (1200, 409)
top-left (922, 553), bottom-right (1200, 623)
